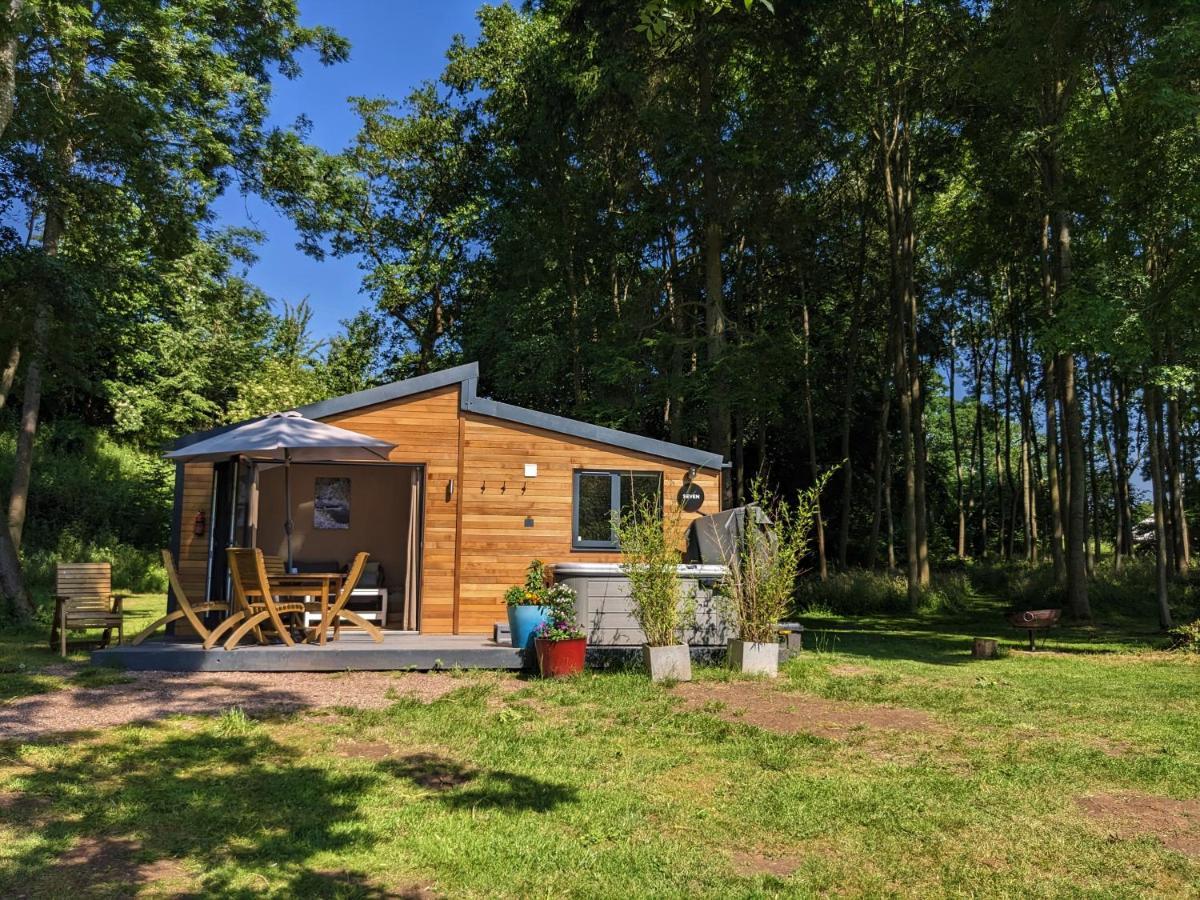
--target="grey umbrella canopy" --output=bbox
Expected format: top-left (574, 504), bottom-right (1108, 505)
top-left (166, 412), bottom-right (395, 568)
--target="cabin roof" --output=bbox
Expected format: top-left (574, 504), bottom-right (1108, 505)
top-left (172, 362), bottom-right (725, 470)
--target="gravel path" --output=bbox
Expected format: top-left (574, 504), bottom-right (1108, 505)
top-left (0, 671), bottom-right (472, 742)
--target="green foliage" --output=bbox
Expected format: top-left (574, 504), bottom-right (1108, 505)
top-left (617, 498), bottom-right (690, 647)
top-left (721, 473), bottom-right (833, 642)
top-left (0, 417), bottom-right (169, 597)
top-left (504, 559), bottom-right (549, 607)
top-left (1168, 620), bottom-right (1200, 654)
top-left (533, 583), bottom-right (584, 643)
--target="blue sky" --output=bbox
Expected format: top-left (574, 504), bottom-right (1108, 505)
top-left (211, 0), bottom-right (484, 340)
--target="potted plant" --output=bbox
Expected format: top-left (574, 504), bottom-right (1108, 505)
top-left (617, 497), bottom-right (695, 682)
top-left (533, 582), bottom-right (586, 677)
top-left (504, 560), bottom-right (553, 652)
top-left (721, 475), bottom-right (831, 677)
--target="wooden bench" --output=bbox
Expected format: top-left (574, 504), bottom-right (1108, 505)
top-left (49, 563), bottom-right (125, 657)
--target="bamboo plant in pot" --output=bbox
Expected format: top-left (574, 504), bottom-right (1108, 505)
top-left (533, 582), bottom-right (586, 677)
top-left (618, 497), bottom-right (695, 682)
top-left (504, 560), bottom-right (553, 652)
top-left (721, 475), bottom-right (831, 677)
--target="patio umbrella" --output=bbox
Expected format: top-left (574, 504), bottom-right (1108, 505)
top-left (165, 412), bottom-right (395, 569)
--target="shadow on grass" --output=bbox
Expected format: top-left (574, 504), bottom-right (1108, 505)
top-left (801, 612), bottom-right (1167, 667)
top-left (0, 726), bottom-right (386, 897)
top-left (380, 752), bottom-right (578, 813)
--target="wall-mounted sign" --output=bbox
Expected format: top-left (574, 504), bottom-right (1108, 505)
top-left (677, 481), bottom-right (705, 513)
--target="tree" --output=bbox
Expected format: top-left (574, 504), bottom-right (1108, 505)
top-left (0, 0), bottom-right (347, 617)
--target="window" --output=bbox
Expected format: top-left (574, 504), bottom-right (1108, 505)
top-left (573, 470), bottom-right (664, 550)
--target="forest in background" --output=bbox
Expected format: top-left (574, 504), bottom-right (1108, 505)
top-left (1, 0), bottom-right (1199, 633)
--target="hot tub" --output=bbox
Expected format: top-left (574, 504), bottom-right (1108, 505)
top-left (552, 562), bottom-right (730, 647)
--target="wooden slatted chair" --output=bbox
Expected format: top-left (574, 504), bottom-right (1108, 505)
top-left (50, 563), bottom-right (125, 657)
top-left (129, 550), bottom-right (229, 645)
top-left (214, 548), bottom-right (307, 651)
top-left (316, 552), bottom-right (383, 644)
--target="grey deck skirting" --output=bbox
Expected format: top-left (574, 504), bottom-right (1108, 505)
top-left (93, 635), bottom-right (526, 672)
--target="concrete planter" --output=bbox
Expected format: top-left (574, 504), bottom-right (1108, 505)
top-left (727, 639), bottom-right (779, 677)
top-left (642, 644), bottom-right (692, 682)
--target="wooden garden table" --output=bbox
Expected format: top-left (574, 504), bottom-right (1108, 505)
top-left (266, 572), bottom-right (345, 645)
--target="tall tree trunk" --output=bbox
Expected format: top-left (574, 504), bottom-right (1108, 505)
top-left (801, 304), bottom-right (827, 579)
top-left (1014, 315), bottom-right (1038, 563)
top-left (1002, 315), bottom-right (1017, 560)
top-left (664, 231), bottom-right (685, 444)
top-left (989, 328), bottom-right (1006, 559)
top-left (884, 426), bottom-right (896, 574)
top-left (867, 383), bottom-right (891, 572)
top-left (1095, 365), bottom-right (1120, 571)
top-left (697, 36), bottom-right (730, 502)
top-left (1166, 395), bottom-right (1190, 575)
top-left (1145, 384), bottom-right (1173, 629)
top-left (949, 326), bottom-right (966, 558)
top-left (836, 325), bottom-right (862, 570)
top-left (971, 324), bottom-right (986, 556)
top-left (7, 266), bottom-right (54, 552)
top-left (1113, 375), bottom-right (1134, 569)
top-left (0, 342), bottom-right (18, 409)
top-left (1052, 203), bottom-right (1090, 618)
top-left (1040, 215), bottom-right (1066, 581)
top-left (1086, 361), bottom-right (1102, 572)
top-left (837, 211), bottom-right (868, 569)
top-left (0, 0), bottom-right (23, 141)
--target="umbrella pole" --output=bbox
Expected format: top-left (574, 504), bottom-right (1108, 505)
top-left (284, 449), bottom-right (294, 571)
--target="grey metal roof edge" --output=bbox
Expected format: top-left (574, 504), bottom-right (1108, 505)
top-left (170, 360), bottom-right (725, 469)
top-left (169, 362), bottom-right (481, 450)
top-left (295, 361), bottom-right (481, 420)
top-left (460, 394), bottom-right (725, 470)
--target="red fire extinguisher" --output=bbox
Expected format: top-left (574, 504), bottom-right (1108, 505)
top-left (193, 510), bottom-right (206, 536)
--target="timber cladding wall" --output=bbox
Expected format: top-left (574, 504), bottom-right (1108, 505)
top-left (324, 384), bottom-right (462, 634)
top-left (456, 414), bottom-right (720, 634)
top-left (171, 382), bottom-right (721, 637)
top-left (326, 384), bottom-right (719, 635)
top-left (177, 463), bottom-right (215, 604)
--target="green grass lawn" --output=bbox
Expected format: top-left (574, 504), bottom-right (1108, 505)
top-left (0, 593), bottom-right (165, 699)
top-left (1, 592), bottom-right (1198, 897)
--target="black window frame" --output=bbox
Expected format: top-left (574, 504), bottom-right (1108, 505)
top-left (572, 469), bottom-right (664, 551)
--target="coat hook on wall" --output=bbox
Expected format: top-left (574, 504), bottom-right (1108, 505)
top-left (500, 480), bottom-right (507, 494)
top-left (521, 482), bottom-right (527, 495)
top-left (480, 481), bottom-right (486, 493)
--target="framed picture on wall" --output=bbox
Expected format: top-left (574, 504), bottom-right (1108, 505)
top-left (314, 477), bottom-right (351, 529)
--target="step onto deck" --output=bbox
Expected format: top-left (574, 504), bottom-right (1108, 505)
top-left (92, 633), bottom-right (525, 672)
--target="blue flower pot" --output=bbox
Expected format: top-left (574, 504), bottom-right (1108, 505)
top-left (508, 605), bottom-right (551, 652)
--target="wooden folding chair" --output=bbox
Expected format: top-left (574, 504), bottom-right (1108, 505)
top-left (130, 550), bottom-right (229, 645)
top-left (211, 548), bottom-right (307, 651)
top-left (315, 552), bottom-right (383, 644)
top-left (49, 563), bottom-right (125, 657)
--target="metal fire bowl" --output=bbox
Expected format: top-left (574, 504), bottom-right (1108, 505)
top-left (1007, 608), bottom-right (1063, 630)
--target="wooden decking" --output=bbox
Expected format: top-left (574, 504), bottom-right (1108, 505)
top-left (92, 632), bottom-right (525, 672)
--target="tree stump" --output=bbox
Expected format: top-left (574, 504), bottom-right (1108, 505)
top-left (971, 638), bottom-right (998, 659)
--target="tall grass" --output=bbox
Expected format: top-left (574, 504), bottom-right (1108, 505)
top-left (795, 569), bottom-right (979, 616)
top-left (795, 558), bottom-right (1200, 626)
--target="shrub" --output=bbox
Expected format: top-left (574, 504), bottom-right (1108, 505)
top-left (1168, 620), bottom-right (1200, 653)
top-left (617, 496), bottom-right (691, 647)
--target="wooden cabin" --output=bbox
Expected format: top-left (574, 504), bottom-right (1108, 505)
top-left (168, 363), bottom-right (725, 636)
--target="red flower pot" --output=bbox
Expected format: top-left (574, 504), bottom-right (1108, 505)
top-left (534, 637), bottom-right (586, 678)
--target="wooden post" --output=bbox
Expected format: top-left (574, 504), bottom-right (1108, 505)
top-left (971, 638), bottom-right (998, 659)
